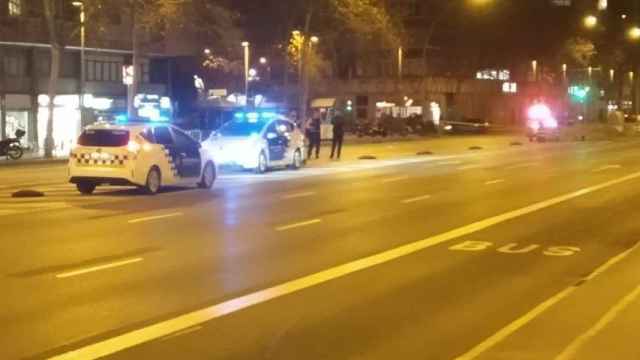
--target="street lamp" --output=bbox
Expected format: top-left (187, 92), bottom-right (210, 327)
top-left (241, 41), bottom-right (250, 103)
top-left (310, 36), bottom-right (319, 44)
top-left (72, 1), bottom-right (85, 125)
top-left (259, 57), bottom-right (267, 64)
top-left (584, 15), bottom-right (598, 29)
top-left (203, 48), bottom-right (211, 55)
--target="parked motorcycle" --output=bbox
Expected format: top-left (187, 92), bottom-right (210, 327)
top-left (0, 129), bottom-right (25, 160)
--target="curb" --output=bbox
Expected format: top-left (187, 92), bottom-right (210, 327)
top-left (0, 158), bottom-right (68, 168)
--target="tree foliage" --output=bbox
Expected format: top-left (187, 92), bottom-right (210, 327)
top-left (564, 37), bottom-right (597, 67)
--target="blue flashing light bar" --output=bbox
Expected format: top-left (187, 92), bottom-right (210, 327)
top-left (115, 114), bottom-right (128, 123)
top-left (233, 112), bottom-right (280, 121)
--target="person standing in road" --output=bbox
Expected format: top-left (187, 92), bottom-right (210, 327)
top-left (306, 110), bottom-right (321, 159)
top-left (330, 112), bottom-right (345, 160)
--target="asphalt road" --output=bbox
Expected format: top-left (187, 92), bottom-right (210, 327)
top-left (2, 135), bottom-right (640, 360)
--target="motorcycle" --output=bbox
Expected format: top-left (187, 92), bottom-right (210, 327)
top-left (0, 129), bottom-right (26, 160)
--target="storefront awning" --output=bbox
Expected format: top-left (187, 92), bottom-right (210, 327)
top-left (311, 98), bottom-right (336, 108)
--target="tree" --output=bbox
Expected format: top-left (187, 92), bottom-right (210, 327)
top-left (564, 37), bottom-right (597, 68)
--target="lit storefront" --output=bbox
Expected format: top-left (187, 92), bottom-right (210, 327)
top-left (37, 95), bottom-right (81, 156)
top-left (2, 95), bottom-right (31, 145)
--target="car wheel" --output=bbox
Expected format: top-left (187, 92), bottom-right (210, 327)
top-left (76, 182), bottom-right (96, 195)
top-left (199, 161), bottom-right (216, 189)
top-left (7, 145), bottom-right (23, 160)
top-left (289, 149), bottom-right (302, 170)
top-left (143, 167), bottom-right (161, 195)
top-left (256, 151), bottom-right (268, 174)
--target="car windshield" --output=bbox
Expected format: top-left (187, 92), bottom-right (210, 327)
top-left (218, 120), bottom-right (267, 137)
top-left (77, 129), bottom-right (129, 147)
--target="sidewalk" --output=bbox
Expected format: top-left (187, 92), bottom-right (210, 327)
top-left (0, 152), bottom-right (67, 167)
top-left (0, 134), bottom-right (525, 168)
top-left (305, 134), bottom-right (527, 167)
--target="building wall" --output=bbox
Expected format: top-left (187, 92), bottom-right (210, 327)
top-left (312, 77), bottom-right (530, 125)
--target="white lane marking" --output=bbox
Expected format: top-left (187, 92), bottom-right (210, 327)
top-left (381, 175), bottom-right (409, 184)
top-left (485, 179), bottom-right (505, 185)
top-left (438, 160), bottom-right (463, 166)
top-left (456, 244), bottom-right (638, 360)
top-left (555, 286), bottom-right (640, 360)
top-left (281, 191), bottom-right (316, 200)
top-left (127, 212), bottom-right (183, 224)
top-left (55, 258), bottom-right (144, 279)
top-left (458, 164), bottom-right (484, 171)
top-left (593, 164), bottom-right (622, 172)
top-left (402, 194), bottom-right (432, 204)
top-left (47, 171), bottom-right (640, 360)
top-left (275, 219), bottom-right (322, 231)
top-left (506, 162), bottom-right (540, 170)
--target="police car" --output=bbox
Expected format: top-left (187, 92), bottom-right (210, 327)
top-left (69, 121), bottom-right (217, 195)
top-left (202, 112), bottom-right (305, 173)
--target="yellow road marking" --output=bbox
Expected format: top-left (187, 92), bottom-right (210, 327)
top-left (281, 192), bottom-right (316, 200)
top-left (49, 170), bottom-right (640, 360)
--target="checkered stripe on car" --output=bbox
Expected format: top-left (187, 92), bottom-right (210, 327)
top-left (160, 146), bottom-right (180, 178)
top-left (71, 153), bottom-right (128, 166)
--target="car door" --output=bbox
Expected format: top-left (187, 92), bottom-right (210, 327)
top-left (265, 121), bottom-right (286, 162)
top-left (277, 120), bottom-right (294, 157)
top-left (171, 127), bottom-right (202, 178)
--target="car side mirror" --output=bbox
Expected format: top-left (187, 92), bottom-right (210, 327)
top-left (266, 132), bottom-right (277, 140)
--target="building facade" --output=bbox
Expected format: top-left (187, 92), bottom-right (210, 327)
top-left (0, 0), bottom-right (173, 155)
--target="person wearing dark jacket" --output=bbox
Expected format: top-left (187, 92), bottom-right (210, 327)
top-left (306, 111), bottom-right (322, 159)
top-left (330, 113), bottom-right (345, 159)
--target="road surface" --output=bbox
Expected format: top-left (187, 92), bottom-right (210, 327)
top-left (1, 136), bottom-right (640, 360)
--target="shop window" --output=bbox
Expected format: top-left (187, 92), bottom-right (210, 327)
top-left (9, 0), bottom-right (22, 16)
top-left (87, 60), bottom-right (122, 82)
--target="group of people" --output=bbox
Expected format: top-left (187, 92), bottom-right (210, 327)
top-left (303, 110), bottom-right (345, 160)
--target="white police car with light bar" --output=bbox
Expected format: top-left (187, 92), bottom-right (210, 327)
top-left (202, 112), bottom-right (305, 173)
top-left (68, 120), bottom-right (217, 195)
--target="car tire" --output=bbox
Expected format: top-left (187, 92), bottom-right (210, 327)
top-left (289, 149), bottom-right (302, 170)
top-left (255, 151), bottom-right (268, 174)
top-left (142, 167), bottom-right (161, 195)
top-left (7, 145), bottom-right (23, 160)
top-left (76, 182), bottom-right (96, 195)
top-left (199, 161), bottom-right (216, 189)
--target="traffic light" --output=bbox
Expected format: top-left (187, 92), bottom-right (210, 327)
top-left (568, 85), bottom-right (590, 103)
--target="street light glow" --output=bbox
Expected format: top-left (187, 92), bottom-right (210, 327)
top-left (241, 41), bottom-right (249, 47)
top-left (259, 57), bottom-right (267, 64)
top-left (584, 15), bottom-right (598, 29)
top-left (204, 48), bottom-right (211, 55)
top-left (310, 36), bottom-right (319, 44)
top-left (71, 1), bottom-right (83, 6)
top-left (629, 26), bottom-right (640, 40)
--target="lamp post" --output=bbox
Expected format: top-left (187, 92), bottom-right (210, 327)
top-left (242, 41), bottom-right (250, 104)
top-left (72, 1), bottom-right (85, 125)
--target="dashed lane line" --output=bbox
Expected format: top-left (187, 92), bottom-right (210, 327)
top-left (593, 165), bottom-right (622, 173)
top-left (47, 170), bottom-right (640, 360)
top-left (281, 192), bottom-right (317, 200)
top-left (275, 219), bottom-right (322, 232)
top-left (381, 175), bottom-right (410, 184)
top-left (55, 258), bottom-right (144, 279)
top-left (127, 212), bottom-right (184, 224)
top-left (402, 194), bottom-right (432, 204)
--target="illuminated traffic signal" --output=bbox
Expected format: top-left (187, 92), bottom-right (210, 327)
top-left (568, 85), bottom-right (590, 103)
